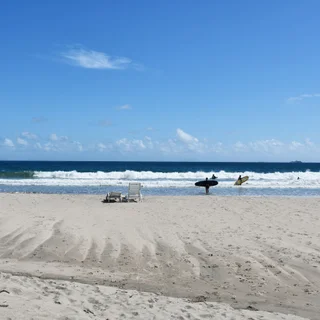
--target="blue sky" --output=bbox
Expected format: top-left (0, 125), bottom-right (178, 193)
top-left (1, 0), bottom-right (320, 161)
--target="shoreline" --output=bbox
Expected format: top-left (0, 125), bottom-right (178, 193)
top-left (1, 190), bottom-right (320, 198)
top-left (1, 193), bottom-right (319, 319)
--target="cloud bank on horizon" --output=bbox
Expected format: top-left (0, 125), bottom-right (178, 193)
top-left (1, 128), bottom-right (318, 161)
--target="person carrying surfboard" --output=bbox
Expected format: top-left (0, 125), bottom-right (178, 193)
top-left (205, 177), bottom-right (209, 195)
top-left (195, 178), bottom-right (218, 193)
top-left (234, 175), bottom-right (249, 186)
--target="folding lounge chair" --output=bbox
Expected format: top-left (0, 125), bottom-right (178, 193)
top-left (125, 183), bottom-right (143, 202)
top-left (105, 191), bottom-right (124, 202)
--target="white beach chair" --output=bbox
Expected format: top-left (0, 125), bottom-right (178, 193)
top-left (125, 183), bottom-right (143, 202)
top-left (105, 191), bottom-right (124, 202)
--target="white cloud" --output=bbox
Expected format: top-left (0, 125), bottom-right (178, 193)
top-left (34, 139), bottom-right (82, 152)
top-left (288, 139), bottom-right (317, 152)
top-left (116, 138), bottom-right (146, 152)
top-left (146, 127), bottom-right (153, 131)
top-left (49, 133), bottom-right (68, 142)
top-left (116, 104), bottom-right (131, 110)
top-left (249, 139), bottom-right (283, 153)
top-left (176, 128), bottom-right (198, 144)
top-left (144, 136), bottom-right (154, 149)
top-left (17, 137), bottom-right (28, 146)
top-left (132, 139), bottom-right (146, 150)
top-left (43, 143), bottom-right (51, 151)
top-left (228, 138), bottom-right (320, 157)
top-left (233, 141), bottom-right (247, 152)
top-left (175, 128), bottom-right (206, 153)
top-left (158, 130), bottom-right (208, 155)
top-left (43, 142), bottom-right (59, 152)
top-left (2, 127), bottom-right (318, 160)
top-left (61, 47), bottom-right (132, 70)
top-left (49, 133), bottom-right (58, 141)
top-left (34, 142), bottom-right (42, 149)
top-left (3, 138), bottom-right (14, 148)
top-left (212, 142), bottom-right (224, 153)
top-left (168, 139), bottom-right (177, 148)
top-left (289, 141), bottom-right (304, 150)
top-left (73, 141), bottom-right (83, 151)
top-left (97, 143), bottom-right (107, 152)
top-left (21, 132), bottom-right (38, 140)
top-left (287, 93), bottom-right (320, 103)
top-left (305, 138), bottom-right (314, 147)
top-left (159, 139), bottom-right (179, 154)
top-left (95, 142), bottom-right (113, 152)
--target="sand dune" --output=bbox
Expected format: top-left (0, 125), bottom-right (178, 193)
top-left (0, 193), bottom-right (319, 319)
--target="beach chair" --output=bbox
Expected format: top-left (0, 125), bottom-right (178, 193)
top-left (125, 183), bottom-right (143, 202)
top-left (105, 191), bottom-right (124, 202)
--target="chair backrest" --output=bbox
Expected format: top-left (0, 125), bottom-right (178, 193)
top-left (109, 192), bottom-right (122, 197)
top-left (128, 183), bottom-right (141, 196)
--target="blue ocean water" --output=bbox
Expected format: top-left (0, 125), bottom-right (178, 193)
top-left (0, 161), bottom-right (320, 196)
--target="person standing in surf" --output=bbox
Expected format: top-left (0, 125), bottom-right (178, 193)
top-left (205, 177), bottom-right (210, 195)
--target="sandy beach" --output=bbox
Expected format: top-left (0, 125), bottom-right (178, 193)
top-left (0, 193), bottom-right (319, 319)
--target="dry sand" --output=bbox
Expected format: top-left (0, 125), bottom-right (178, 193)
top-left (0, 193), bottom-right (319, 319)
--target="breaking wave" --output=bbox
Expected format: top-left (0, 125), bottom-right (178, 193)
top-left (1, 170), bottom-right (320, 188)
top-left (0, 171), bottom-right (35, 179)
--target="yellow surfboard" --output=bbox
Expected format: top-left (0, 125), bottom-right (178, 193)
top-left (234, 176), bottom-right (249, 185)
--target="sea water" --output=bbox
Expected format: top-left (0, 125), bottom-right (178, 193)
top-left (0, 161), bottom-right (320, 196)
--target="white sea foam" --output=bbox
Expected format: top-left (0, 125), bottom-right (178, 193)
top-left (1, 170), bottom-right (320, 188)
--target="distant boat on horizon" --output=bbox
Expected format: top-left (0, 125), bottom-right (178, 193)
top-left (290, 160), bottom-right (302, 163)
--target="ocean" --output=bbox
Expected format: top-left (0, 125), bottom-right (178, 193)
top-left (0, 161), bottom-right (320, 197)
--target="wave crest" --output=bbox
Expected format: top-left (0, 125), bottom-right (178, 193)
top-left (0, 171), bottom-right (35, 179)
top-left (0, 169), bottom-right (319, 188)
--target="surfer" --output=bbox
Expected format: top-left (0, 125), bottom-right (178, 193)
top-left (211, 174), bottom-right (217, 180)
top-left (195, 178), bottom-right (218, 193)
top-left (205, 177), bottom-right (209, 195)
top-left (234, 175), bottom-right (248, 186)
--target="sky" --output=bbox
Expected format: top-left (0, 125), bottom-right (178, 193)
top-left (1, 0), bottom-right (320, 161)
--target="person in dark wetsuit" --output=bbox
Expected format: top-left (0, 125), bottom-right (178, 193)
top-left (205, 177), bottom-right (210, 195)
top-left (211, 174), bottom-right (217, 180)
